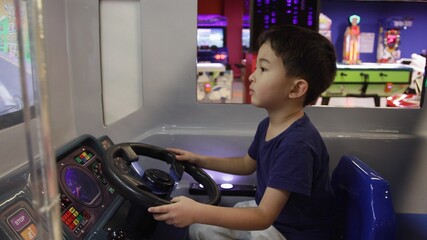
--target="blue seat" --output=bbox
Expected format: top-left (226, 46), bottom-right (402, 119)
top-left (331, 155), bottom-right (396, 240)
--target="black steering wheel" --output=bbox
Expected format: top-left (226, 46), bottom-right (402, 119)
top-left (103, 142), bottom-right (221, 207)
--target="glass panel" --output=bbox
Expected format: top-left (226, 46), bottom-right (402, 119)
top-left (100, 0), bottom-right (142, 125)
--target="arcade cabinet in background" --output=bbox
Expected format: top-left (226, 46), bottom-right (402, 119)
top-left (377, 17), bottom-right (413, 63)
top-left (197, 15), bottom-right (229, 65)
top-left (197, 15), bottom-right (235, 104)
top-left (243, 0), bottom-right (320, 103)
top-left (197, 63), bottom-right (233, 103)
top-left (386, 53), bottom-right (426, 108)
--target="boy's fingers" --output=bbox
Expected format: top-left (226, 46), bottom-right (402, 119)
top-left (148, 205), bottom-right (169, 213)
top-left (167, 148), bottom-right (182, 153)
top-left (152, 213), bottom-right (168, 221)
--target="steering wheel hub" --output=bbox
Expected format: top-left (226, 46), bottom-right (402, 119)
top-left (142, 169), bottom-right (175, 193)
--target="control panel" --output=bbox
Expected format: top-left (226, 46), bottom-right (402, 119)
top-left (56, 135), bottom-right (117, 239)
top-left (0, 135), bottom-right (120, 239)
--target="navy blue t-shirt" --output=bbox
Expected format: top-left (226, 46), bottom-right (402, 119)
top-left (248, 114), bottom-right (336, 240)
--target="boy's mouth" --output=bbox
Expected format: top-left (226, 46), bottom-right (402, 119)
top-left (249, 88), bottom-right (254, 96)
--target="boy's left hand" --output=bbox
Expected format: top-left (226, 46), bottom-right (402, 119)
top-left (148, 196), bottom-right (201, 228)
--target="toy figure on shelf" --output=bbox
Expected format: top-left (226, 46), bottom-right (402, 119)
top-left (343, 15), bottom-right (361, 64)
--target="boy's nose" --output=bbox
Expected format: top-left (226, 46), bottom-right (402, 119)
top-left (248, 73), bottom-right (255, 82)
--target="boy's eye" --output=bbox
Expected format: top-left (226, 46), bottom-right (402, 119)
top-left (260, 67), bottom-right (267, 72)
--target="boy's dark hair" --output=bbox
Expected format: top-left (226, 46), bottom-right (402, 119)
top-left (257, 25), bottom-right (337, 106)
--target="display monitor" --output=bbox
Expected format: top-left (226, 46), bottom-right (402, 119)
top-left (63, 166), bottom-right (102, 205)
top-left (242, 28), bottom-right (250, 50)
top-left (197, 28), bottom-right (225, 49)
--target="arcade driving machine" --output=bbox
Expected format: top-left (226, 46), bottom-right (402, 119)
top-left (0, 1), bottom-right (224, 239)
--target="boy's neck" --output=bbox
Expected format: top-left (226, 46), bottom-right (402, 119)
top-left (265, 107), bottom-right (304, 141)
top-left (268, 103), bottom-right (304, 123)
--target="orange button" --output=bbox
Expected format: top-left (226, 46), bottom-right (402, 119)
top-left (20, 223), bottom-right (37, 240)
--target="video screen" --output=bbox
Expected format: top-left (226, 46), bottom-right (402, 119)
top-left (197, 28), bottom-right (225, 48)
top-left (242, 28), bottom-right (250, 50)
top-left (63, 167), bottom-right (101, 205)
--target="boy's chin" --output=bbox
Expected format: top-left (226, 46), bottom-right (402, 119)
top-left (250, 99), bottom-right (263, 108)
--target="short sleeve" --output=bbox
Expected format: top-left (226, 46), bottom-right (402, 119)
top-left (268, 145), bottom-right (314, 196)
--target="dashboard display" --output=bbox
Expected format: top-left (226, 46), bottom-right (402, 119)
top-left (63, 167), bottom-right (101, 205)
top-left (54, 136), bottom-right (118, 238)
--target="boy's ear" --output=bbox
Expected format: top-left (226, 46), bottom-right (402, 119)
top-left (289, 79), bottom-right (308, 98)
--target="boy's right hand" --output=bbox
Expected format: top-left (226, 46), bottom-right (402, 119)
top-left (167, 148), bottom-right (202, 166)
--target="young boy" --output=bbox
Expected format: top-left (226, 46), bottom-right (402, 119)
top-left (148, 25), bottom-right (337, 240)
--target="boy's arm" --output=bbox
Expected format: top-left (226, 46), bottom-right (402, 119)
top-left (168, 148), bottom-right (256, 175)
top-left (200, 153), bottom-right (257, 175)
top-left (148, 187), bottom-right (290, 230)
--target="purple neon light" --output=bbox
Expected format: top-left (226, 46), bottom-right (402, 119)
top-left (254, 0), bottom-right (316, 29)
top-left (197, 14), bottom-right (227, 27)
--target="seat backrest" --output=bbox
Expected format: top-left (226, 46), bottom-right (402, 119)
top-left (331, 155), bottom-right (396, 240)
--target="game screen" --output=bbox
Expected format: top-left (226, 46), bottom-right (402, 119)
top-left (63, 167), bottom-right (101, 205)
top-left (197, 28), bottom-right (225, 48)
